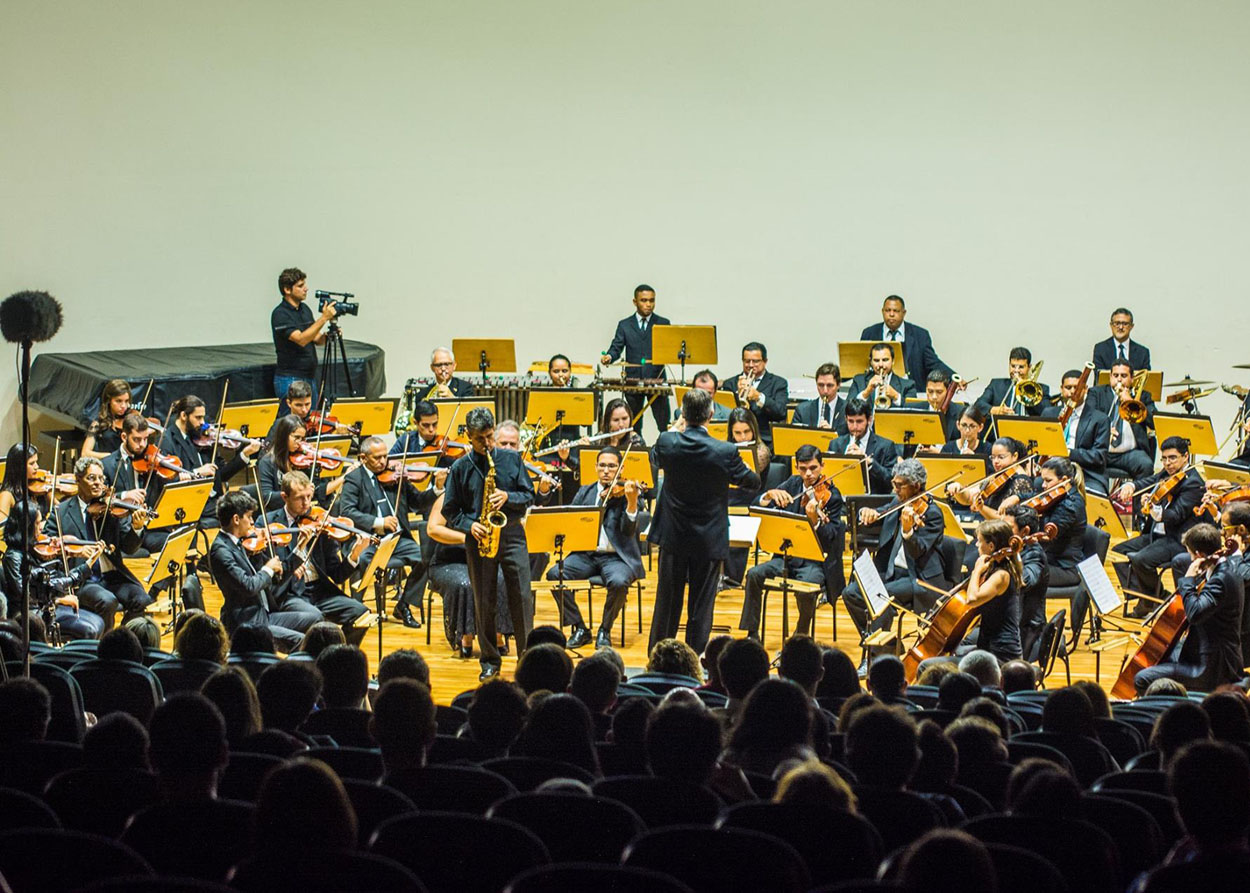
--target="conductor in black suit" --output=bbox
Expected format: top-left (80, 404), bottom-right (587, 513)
top-left (858, 295), bottom-right (951, 384)
top-left (791, 363), bottom-right (848, 435)
top-left (1091, 307), bottom-right (1151, 371)
top-left (600, 284), bottom-right (671, 436)
top-left (826, 398), bottom-right (901, 495)
top-left (648, 388), bottom-right (761, 652)
top-left (721, 342), bottom-right (789, 448)
top-left (849, 343), bottom-right (917, 409)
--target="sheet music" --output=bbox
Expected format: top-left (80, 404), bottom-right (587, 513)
top-left (728, 514), bottom-right (762, 548)
top-left (853, 549), bottom-right (890, 617)
top-left (1077, 553), bottom-right (1122, 614)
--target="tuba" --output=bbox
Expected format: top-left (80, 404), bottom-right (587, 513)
top-left (476, 450), bottom-right (507, 559)
top-left (1013, 361), bottom-right (1046, 408)
top-left (1119, 369), bottom-right (1150, 425)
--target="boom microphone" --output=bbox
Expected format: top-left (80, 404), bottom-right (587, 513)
top-left (0, 290), bottom-right (64, 344)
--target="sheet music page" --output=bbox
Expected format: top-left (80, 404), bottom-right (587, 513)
top-left (853, 549), bottom-right (890, 617)
top-left (1077, 553), bottom-right (1122, 614)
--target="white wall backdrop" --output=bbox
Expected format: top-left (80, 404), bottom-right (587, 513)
top-left (3, 1), bottom-right (1248, 443)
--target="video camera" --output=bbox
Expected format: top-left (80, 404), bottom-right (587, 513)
top-left (30, 562), bottom-right (77, 599)
top-left (315, 290), bottom-right (359, 318)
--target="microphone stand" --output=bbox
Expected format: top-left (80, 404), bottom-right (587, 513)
top-left (19, 336), bottom-right (33, 677)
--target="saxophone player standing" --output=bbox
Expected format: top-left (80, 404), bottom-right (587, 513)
top-left (441, 408), bottom-right (535, 680)
top-left (648, 388), bottom-right (761, 652)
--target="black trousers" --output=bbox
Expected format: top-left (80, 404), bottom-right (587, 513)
top-left (625, 392), bottom-right (671, 439)
top-left (1114, 533), bottom-right (1184, 600)
top-left (649, 549), bottom-right (721, 654)
top-left (740, 556), bottom-right (824, 638)
top-left (466, 530), bottom-right (532, 671)
top-left (546, 551), bottom-right (636, 633)
top-left (77, 571), bottom-right (152, 631)
top-left (1106, 450), bottom-right (1154, 481)
top-left (354, 534), bottom-right (426, 609)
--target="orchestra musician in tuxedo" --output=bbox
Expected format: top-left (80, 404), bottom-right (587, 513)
top-left (426, 346), bottom-right (476, 398)
top-left (922, 370), bottom-right (965, 444)
top-left (1041, 369), bottom-right (1111, 496)
top-left (850, 343), bottom-right (916, 409)
top-left (440, 408), bottom-right (536, 680)
top-left (858, 294), bottom-right (951, 384)
top-left (691, 369), bottom-right (731, 421)
top-left (839, 457), bottom-right (946, 675)
top-left (161, 395), bottom-right (262, 521)
top-left (1091, 307), bottom-right (1151, 371)
top-left (1132, 523), bottom-right (1243, 695)
top-left (739, 444), bottom-right (846, 640)
top-left (648, 388), bottom-right (760, 653)
top-left (544, 446), bottom-right (645, 650)
top-left (101, 412), bottom-right (165, 550)
top-left (1005, 504), bottom-right (1052, 661)
top-left (1217, 500), bottom-right (1250, 669)
top-left (208, 489), bottom-right (320, 652)
top-left (722, 408), bottom-right (771, 587)
top-left (44, 456), bottom-right (152, 631)
top-left (600, 284), bottom-right (671, 436)
top-left (1087, 360), bottom-right (1156, 480)
top-left (939, 407), bottom-right (992, 457)
top-left (791, 363), bottom-right (848, 434)
top-left (974, 347), bottom-right (1052, 421)
top-left (391, 399), bottom-right (446, 458)
top-left (826, 397), bottom-right (900, 495)
top-left (722, 342), bottom-right (789, 448)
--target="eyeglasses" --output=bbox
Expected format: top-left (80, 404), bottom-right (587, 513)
top-left (432, 362), bottom-right (454, 368)
top-left (81, 475), bottom-right (106, 483)
top-left (1110, 319), bottom-right (1133, 327)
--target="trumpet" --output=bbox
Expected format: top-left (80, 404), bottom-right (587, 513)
top-left (1012, 361), bottom-right (1046, 408)
top-left (1118, 369), bottom-right (1150, 425)
top-left (869, 372), bottom-right (893, 410)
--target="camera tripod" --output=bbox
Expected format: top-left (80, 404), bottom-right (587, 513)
top-left (316, 322), bottom-right (357, 402)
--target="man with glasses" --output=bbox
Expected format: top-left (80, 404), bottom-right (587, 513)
top-left (722, 342), bottom-right (789, 447)
top-left (1092, 307), bottom-right (1152, 371)
top-left (426, 347), bottom-right (475, 398)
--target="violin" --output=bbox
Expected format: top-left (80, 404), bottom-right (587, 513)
top-left (1021, 479), bottom-right (1074, 514)
top-left (192, 424), bottom-right (264, 452)
top-left (523, 461), bottom-right (560, 490)
top-left (377, 458), bottom-right (442, 484)
top-left (305, 411), bottom-right (362, 438)
top-left (94, 490), bottom-right (156, 527)
top-left (428, 434), bottom-right (468, 460)
top-left (799, 475), bottom-right (834, 510)
top-left (240, 525), bottom-right (302, 552)
top-left (1142, 466), bottom-right (1191, 511)
top-left (29, 469), bottom-right (77, 499)
top-left (297, 506), bottom-right (378, 544)
top-left (973, 466), bottom-right (1022, 509)
top-left (32, 534), bottom-right (105, 561)
top-left (1195, 484), bottom-right (1250, 520)
top-left (291, 442), bottom-right (345, 472)
top-left (606, 479), bottom-right (643, 500)
top-left (132, 444), bottom-right (186, 480)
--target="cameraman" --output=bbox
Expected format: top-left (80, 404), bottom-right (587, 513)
top-left (271, 267), bottom-right (336, 409)
top-left (3, 500), bottom-right (105, 640)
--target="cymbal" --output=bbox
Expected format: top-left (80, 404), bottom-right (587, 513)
top-left (1233, 364), bottom-right (1250, 370)
top-left (1164, 377), bottom-right (1214, 387)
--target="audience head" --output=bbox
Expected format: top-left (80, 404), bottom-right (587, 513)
top-left (1041, 685), bottom-right (1096, 737)
top-left (83, 711), bottom-right (150, 770)
top-left (201, 667), bottom-right (262, 747)
top-left (1072, 679), bottom-right (1111, 719)
top-left (718, 637), bottom-right (770, 700)
top-left (511, 692), bottom-right (599, 775)
top-left (645, 700), bottom-right (723, 784)
top-left (1170, 740), bottom-right (1250, 849)
top-left (727, 679), bottom-right (814, 767)
top-left (525, 625), bottom-right (567, 650)
top-left (299, 622), bottom-right (345, 658)
top-left (370, 679), bottom-right (437, 772)
top-left (936, 672), bottom-right (982, 712)
top-left (1144, 678), bottom-right (1188, 698)
top-left (0, 628), bottom-right (25, 662)
top-left (123, 616), bottom-right (162, 650)
top-left (913, 720), bottom-right (958, 790)
top-left (867, 655), bottom-right (908, 702)
top-left (647, 638), bottom-right (702, 680)
top-left (608, 697), bottom-right (655, 751)
top-left (1151, 700), bottom-right (1212, 767)
top-left (514, 643), bottom-right (574, 695)
top-left (777, 635), bottom-right (825, 695)
top-left (377, 648), bottom-right (430, 688)
top-left (947, 716), bottom-right (1009, 767)
top-left (1202, 691), bottom-right (1250, 742)
top-left (846, 705), bottom-right (920, 788)
top-left (958, 697), bottom-right (1010, 738)
top-left (230, 624), bottom-right (276, 655)
top-left (999, 659), bottom-right (1038, 694)
top-left (700, 635), bottom-right (733, 693)
top-left (1006, 758), bottom-right (1081, 817)
top-left (0, 678), bottom-right (50, 744)
top-left (148, 693), bottom-right (229, 786)
top-left (814, 645), bottom-right (861, 699)
top-left (254, 757), bottom-right (358, 855)
top-left (916, 660), bottom-right (959, 688)
top-left (171, 608), bottom-right (204, 640)
top-left (897, 829), bottom-right (998, 893)
top-left (837, 691), bottom-right (880, 733)
top-left (99, 626), bottom-right (144, 663)
top-left (570, 653), bottom-right (620, 715)
top-left (175, 612), bottom-right (229, 665)
top-left (773, 760), bottom-right (857, 812)
top-left (957, 650), bottom-right (1001, 688)
top-left (316, 644), bottom-right (369, 710)
top-left (256, 660), bottom-right (323, 733)
top-left (467, 680), bottom-right (529, 756)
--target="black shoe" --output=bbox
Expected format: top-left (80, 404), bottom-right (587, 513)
top-left (567, 626), bottom-right (592, 649)
top-left (746, 630), bottom-right (760, 642)
top-left (479, 664), bottom-right (501, 682)
top-left (498, 637), bottom-right (510, 656)
top-left (458, 643), bottom-right (473, 659)
top-left (392, 603), bottom-right (421, 629)
top-left (595, 628), bottom-right (612, 650)
top-left (857, 654), bottom-right (869, 679)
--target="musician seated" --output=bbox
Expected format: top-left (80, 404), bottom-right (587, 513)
top-left (265, 471), bottom-right (369, 647)
top-left (162, 395), bottom-right (261, 522)
top-left (826, 397), bottom-right (899, 495)
top-left (722, 342), bottom-right (788, 447)
top-left (691, 369), bottom-right (731, 421)
top-left (974, 347), bottom-right (1051, 420)
top-left (840, 457), bottom-right (946, 675)
top-left (544, 446), bottom-right (645, 650)
top-left (849, 342), bottom-right (916, 409)
top-left (1216, 501), bottom-right (1250, 669)
top-left (266, 380), bottom-right (314, 440)
top-left (1091, 307), bottom-right (1151, 371)
top-left (791, 362), bottom-right (847, 434)
top-left (99, 412), bottom-right (163, 551)
top-left (739, 444), bottom-right (845, 640)
top-left (258, 415), bottom-right (349, 512)
top-left (428, 346), bottom-right (475, 398)
top-left (1112, 436), bottom-right (1205, 615)
top-left (939, 407), bottom-right (991, 457)
top-left (1132, 523), bottom-right (1243, 695)
top-left (957, 519), bottom-right (1025, 663)
top-left (1041, 369), bottom-right (1111, 495)
top-left (921, 370), bottom-right (964, 444)
top-left (598, 398), bottom-right (647, 450)
top-left (723, 408), bottom-right (772, 588)
top-left (391, 399), bottom-right (445, 457)
top-left (208, 490), bottom-right (321, 653)
top-left (4, 500), bottom-right (106, 640)
top-left (44, 457), bottom-right (152, 631)
top-left (537, 355), bottom-right (588, 480)
top-left (81, 378), bottom-right (133, 460)
top-left (1088, 360), bottom-right (1156, 481)
top-left (0, 443), bottom-right (51, 525)
top-left (946, 435), bottom-right (1034, 522)
top-left (1005, 505), bottom-right (1051, 661)
top-left (859, 294), bottom-right (951, 384)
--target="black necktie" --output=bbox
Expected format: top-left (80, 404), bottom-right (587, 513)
top-left (1118, 343), bottom-right (1127, 361)
top-left (822, 402), bottom-right (831, 425)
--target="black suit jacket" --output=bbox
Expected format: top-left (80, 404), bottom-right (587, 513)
top-left (44, 498), bottom-right (142, 588)
top-left (974, 378), bottom-right (1053, 419)
top-left (757, 474), bottom-right (846, 547)
top-left (848, 372), bottom-right (917, 408)
top-left (263, 508), bottom-right (350, 605)
top-left (338, 465), bottom-right (434, 536)
top-left (1129, 467), bottom-right (1205, 542)
top-left (1086, 384), bottom-right (1156, 459)
top-left (209, 533), bottom-right (276, 632)
top-left (101, 447), bottom-right (161, 507)
top-left (445, 377), bottom-right (476, 398)
top-left (441, 449), bottom-right (535, 537)
top-left (791, 396), bottom-right (848, 436)
top-left (939, 439), bottom-right (991, 457)
top-left (1039, 490), bottom-right (1087, 571)
top-left (1091, 338), bottom-right (1151, 371)
top-left (1177, 563), bottom-right (1244, 688)
top-left (1225, 554), bottom-right (1250, 668)
top-left (867, 497), bottom-right (946, 585)
top-left (825, 431), bottom-right (900, 495)
top-left (648, 427), bottom-right (760, 560)
top-left (1040, 405), bottom-right (1111, 495)
top-left (858, 322), bottom-right (950, 383)
top-left (569, 484), bottom-right (645, 580)
top-left (721, 370), bottom-right (789, 445)
top-left (159, 425), bottom-right (247, 500)
top-left (605, 313), bottom-right (671, 380)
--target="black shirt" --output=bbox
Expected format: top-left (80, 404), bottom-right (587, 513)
top-left (271, 300), bottom-right (316, 376)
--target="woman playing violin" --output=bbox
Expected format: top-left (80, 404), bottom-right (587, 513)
top-left (1005, 504), bottom-right (1053, 660)
top-left (81, 378), bottom-right (132, 460)
top-left (258, 415), bottom-right (351, 510)
top-left (0, 442), bottom-right (54, 523)
top-left (947, 436), bottom-right (1034, 522)
top-left (964, 519), bottom-right (1024, 662)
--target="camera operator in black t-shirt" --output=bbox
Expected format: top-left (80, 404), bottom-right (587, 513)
top-left (271, 267), bottom-right (337, 409)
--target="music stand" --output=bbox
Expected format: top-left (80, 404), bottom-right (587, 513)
top-left (142, 524), bottom-right (196, 630)
top-left (1154, 412), bottom-right (1218, 456)
top-left (936, 501), bottom-right (970, 541)
top-left (352, 532), bottom-right (401, 662)
top-left (220, 401), bottom-right (281, 441)
top-left (737, 446), bottom-right (759, 473)
top-left (1077, 552), bottom-right (1134, 648)
top-left (706, 421), bottom-right (728, 441)
top-left (525, 506), bottom-right (603, 636)
top-left (771, 425), bottom-right (828, 458)
top-left (1097, 369), bottom-right (1162, 398)
top-left (578, 450), bottom-right (655, 488)
top-left (672, 384), bottom-right (735, 413)
top-left (817, 454), bottom-right (868, 497)
top-left (525, 388), bottom-right (597, 429)
top-left (874, 409), bottom-right (945, 452)
top-left (432, 399), bottom-right (495, 436)
top-left (327, 397), bottom-right (397, 437)
top-left (728, 513), bottom-right (762, 548)
top-left (147, 480), bottom-right (214, 533)
top-left (915, 454), bottom-right (991, 490)
top-left (452, 338), bottom-right (517, 384)
top-left (1202, 460), bottom-right (1250, 485)
top-left (751, 506), bottom-right (825, 640)
top-left (995, 417), bottom-right (1069, 458)
top-left (650, 324), bottom-right (718, 384)
top-left (1086, 492), bottom-right (1129, 541)
top-left (839, 340), bottom-right (906, 380)
top-left (851, 549), bottom-right (893, 624)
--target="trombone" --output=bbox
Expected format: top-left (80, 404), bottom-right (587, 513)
top-left (1118, 369), bottom-right (1150, 425)
top-left (998, 361), bottom-right (1044, 410)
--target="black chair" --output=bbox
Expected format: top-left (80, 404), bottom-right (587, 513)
top-left (42, 767), bottom-right (159, 837)
top-left (956, 761), bottom-right (1013, 811)
top-left (434, 704), bottom-right (468, 736)
top-left (386, 764), bottom-right (516, 815)
top-left (480, 756), bottom-right (595, 791)
top-left (595, 741), bottom-right (648, 777)
top-left (228, 850), bottom-right (425, 892)
top-left (341, 779), bottom-right (416, 847)
top-left (1090, 769), bottom-right (1168, 796)
top-left (622, 672), bottom-right (700, 695)
top-left (0, 740), bottom-right (83, 795)
top-left (850, 787), bottom-right (946, 852)
top-left (1081, 792), bottom-right (1163, 880)
top-left (226, 651), bottom-right (282, 681)
top-left (1008, 699), bottom-right (1046, 730)
top-left (61, 639), bottom-right (100, 652)
top-left (370, 811), bottom-right (549, 893)
top-left (4, 661), bottom-right (87, 743)
top-left (1110, 706), bottom-right (1164, 742)
top-left (32, 649), bottom-right (93, 670)
top-left (1005, 739), bottom-right (1075, 776)
top-left (149, 658), bottom-right (223, 696)
top-left (1090, 788), bottom-right (1183, 845)
top-left (0, 785), bottom-right (61, 832)
top-left (79, 878), bottom-right (233, 892)
top-left (69, 659), bottom-right (164, 724)
top-left (1012, 731), bottom-right (1119, 787)
top-left (847, 495), bottom-right (893, 555)
top-left (1046, 525), bottom-right (1110, 643)
top-left (0, 828), bottom-right (153, 892)
top-left (939, 535), bottom-right (964, 589)
top-left (505, 863), bottom-right (694, 893)
top-left (427, 734), bottom-right (488, 765)
top-left (218, 751), bottom-right (283, 802)
top-left (1092, 716), bottom-right (1145, 766)
top-left (692, 688), bottom-right (729, 708)
top-left (592, 775), bottom-right (722, 828)
top-left (306, 745), bottom-right (385, 781)
top-left (982, 842), bottom-right (1070, 893)
top-left (301, 708), bottom-right (375, 749)
top-left (1035, 609), bottom-right (1071, 685)
top-left (623, 825), bottom-right (811, 893)
top-left (141, 648), bottom-right (174, 667)
top-left (962, 814), bottom-right (1120, 893)
top-left (903, 685), bottom-right (940, 709)
top-left (912, 708), bottom-right (959, 728)
top-left (718, 802), bottom-right (884, 887)
top-left (488, 792), bottom-right (643, 863)
top-left (121, 799), bottom-right (254, 882)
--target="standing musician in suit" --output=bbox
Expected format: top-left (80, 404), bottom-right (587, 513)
top-left (722, 342), bottom-right (789, 448)
top-left (791, 363), bottom-right (848, 435)
top-left (440, 408), bottom-right (535, 680)
top-left (1041, 369), bottom-right (1111, 496)
top-left (161, 395), bottom-right (262, 519)
top-left (1005, 504), bottom-right (1052, 661)
top-left (690, 369), bottom-right (731, 421)
top-left (208, 489), bottom-right (320, 652)
top-left (44, 457), bottom-right (152, 630)
top-left (426, 347), bottom-right (476, 399)
top-left (1088, 360), bottom-right (1156, 481)
top-left (850, 342), bottom-right (917, 409)
top-left (544, 446), bottom-right (645, 650)
top-left (940, 407), bottom-right (992, 457)
top-left (922, 370), bottom-right (965, 445)
top-left (826, 397), bottom-right (900, 495)
top-left (739, 443), bottom-right (846, 641)
top-left (271, 267), bottom-right (336, 409)
top-left (339, 435), bottom-right (435, 629)
top-left (648, 388), bottom-right (760, 653)
top-left (839, 457), bottom-right (947, 674)
top-left (722, 408), bottom-right (771, 587)
top-left (1091, 307), bottom-right (1151, 371)
top-left (1112, 436), bottom-right (1205, 615)
top-left (858, 294), bottom-right (951, 385)
top-left (974, 347), bottom-right (1051, 421)
top-left (1132, 523), bottom-right (1244, 695)
top-left (600, 284), bottom-right (671, 436)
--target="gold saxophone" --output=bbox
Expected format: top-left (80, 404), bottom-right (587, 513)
top-left (477, 450), bottom-right (507, 559)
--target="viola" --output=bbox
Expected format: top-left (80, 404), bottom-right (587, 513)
top-left (305, 411), bottom-right (361, 438)
top-left (132, 444), bottom-right (185, 480)
top-left (1021, 479), bottom-right (1074, 514)
top-left (29, 469), bottom-right (77, 498)
top-left (297, 506), bottom-right (377, 544)
top-left (1195, 484), bottom-right (1250, 520)
top-left (1142, 466), bottom-right (1190, 512)
top-left (239, 525), bottom-right (302, 552)
top-left (32, 534), bottom-right (104, 561)
top-left (291, 442), bottom-right (345, 472)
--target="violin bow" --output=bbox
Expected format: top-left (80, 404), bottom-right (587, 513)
top-left (209, 379), bottom-right (230, 469)
top-left (874, 472), bottom-right (963, 522)
top-left (249, 463), bottom-right (280, 567)
top-left (49, 437), bottom-right (74, 579)
top-left (135, 378), bottom-right (155, 417)
top-left (143, 402), bottom-right (178, 493)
